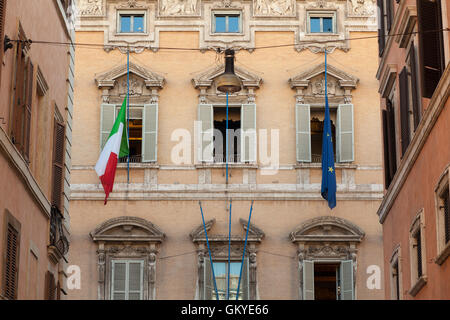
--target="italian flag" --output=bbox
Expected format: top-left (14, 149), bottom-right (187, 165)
top-left (95, 98), bottom-right (129, 204)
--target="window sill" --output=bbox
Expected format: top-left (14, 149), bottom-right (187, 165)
top-left (195, 163), bottom-right (258, 169)
top-left (408, 276), bottom-right (427, 297)
top-left (117, 163), bottom-right (159, 169)
top-left (435, 242), bottom-right (450, 266)
top-left (294, 163), bottom-right (357, 169)
top-left (115, 32), bottom-right (149, 36)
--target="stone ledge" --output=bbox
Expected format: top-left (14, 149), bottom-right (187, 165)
top-left (435, 242), bottom-right (450, 266)
top-left (408, 276), bottom-right (427, 297)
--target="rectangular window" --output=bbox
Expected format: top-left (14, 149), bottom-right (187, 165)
top-left (3, 212), bottom-right (21, 300)
top-left (111, 260), bottom-right (144, 300)
top-left (435, 170), bottom-right (450, 265)
top-left (308, 12), bottom-right (336, 34)
top-left (213, 106), bottom-right (241, 163)
top-left (213, 13), bottom-right (241, 33)
top-left (0, 0), bottom-right (7, 86)
top-left (119, 13), bottom-right (145, 33)
top-left (408, 211), bottom-right (427, 296)
top-left (210, 262), bottom-right (243, 300)
top-left (116, 106), bottom-right (143, 163)
top-left (391, 261), bottom-right (400, 300)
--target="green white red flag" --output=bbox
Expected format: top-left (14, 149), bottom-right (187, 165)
top-left (95, 98), bottom-right (129, 204)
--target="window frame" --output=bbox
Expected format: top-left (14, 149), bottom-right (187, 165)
top-left (408, 210), bottom-right (427, 297)
top-left (211, 10), bottom-right (243, 35)
top-left (117, 10), bottom-right (147, 34)
top-left (389, 245), bottom-right (403, 300)
top-left (435, 165), bottom-right (450, 265)
top-left (205, 260), bottom-right (248, 300)
top-left (307, 11), bottom-right (337, 35)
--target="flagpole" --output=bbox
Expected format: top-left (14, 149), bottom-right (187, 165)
top-left (126, 47), bottom-right (130, 184)
top-left (236, 200), bottom-right (254, 300)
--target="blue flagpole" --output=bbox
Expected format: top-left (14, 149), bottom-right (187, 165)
top-left (226, 91), bottom-right (229, 184)
top-left (236, 200), bottom-right (254, 300)
top-left (126, 48), bottom-right (130, 184)
top-left (227, 199), bottom-right (232, 300)
top-left (199, 202), bottom-right (220, 300)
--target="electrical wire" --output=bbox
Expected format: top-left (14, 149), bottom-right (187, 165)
top-left (9, 28), bottom-right (450, 53)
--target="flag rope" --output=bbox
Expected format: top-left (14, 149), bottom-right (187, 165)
top-left (236, 200), bottom-right (254, 300)
top-left (199, 201), bottom-right (220, 300)
top-left (126, 47), bottom-right (130, 184)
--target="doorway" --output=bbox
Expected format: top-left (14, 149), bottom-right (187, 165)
top-left (314, 263), bottom-right (340, 300)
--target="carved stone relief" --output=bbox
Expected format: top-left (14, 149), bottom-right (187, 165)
top-left (253, 0), bottom-right (295, 17)
top-left (347, 0), bottom-right (376, 17)
top-left (78, 0), bottom-right (104, 16)
top-left (159, 0), bottom-right (199, 16)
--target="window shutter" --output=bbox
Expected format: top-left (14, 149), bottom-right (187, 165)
top-left (100, 103), bottom-right (115, 150)
top-left (0, 0), bottom-right (7, 83)
top-left (382, 110), bottom-right (392, 188)
top-left (128, 261), bottom-right (143, 300)
top-left (44, 271), bottom-right (56, 300)
top-left (12, 43), bottom-right (26, 153)
top-left (386, 0), bottom-right (393, 32)
top-left (417, 0), bottom-right (445, 98)
top-left (203, 257), bottom-right (213, 300)
top-left (399, 67), bottom-right (410, 156)
top-left (240, 257), bottom-right (250, 300)
top-left (198, 104), bottom-right (213, 162)
top-left (409, 44), bottom-right (421, 130)
top-left (340, 260), bottom-right (354, 300)
top-left (142, 104), bottom-right (158, 162)
top-left (386, 99), bottom-right (397, 181)
top-left (52, 119), bottom-right (65, 209)
top-left (4, 224), bottom-right (19, 300)
top-left (111, 261), bottom-right (127, 300)
top-left (302, 260), bottom-right (314, 300)
top-left (377, 0), bottom-right (385, 57)
top-left (337, 104), bottom-right (354, 163)
top-left (241, 104), bottom-right (257, 163)
top-left (23, 59), bottom-right (33, 161)
top-left (295, 104), bottom-right (311, 162)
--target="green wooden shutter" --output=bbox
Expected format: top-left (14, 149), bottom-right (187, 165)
top-left (241, 104), bottom-right (257, 162)
top-left (337, 104), bottom-right (354, 163)
top-left (303, 260), bottom-right (314, 300)
top-left (203, 257), bottom-right (213, 300)
top-left (295, 104), bottom-right (311, 162)
top-left (340, 260), bottom-right (354, 300)
top-left (100, 103), bottom-right (115, 150)
top-left (111, 261), bottom-right (126, 300)
top-left (143, 104), bottom-right (158, 162)
top-left (128, 261), bottom-right (144, 300)
top-left (198, 104), bottom-right (213, 162)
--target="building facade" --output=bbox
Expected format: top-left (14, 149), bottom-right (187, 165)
top-left (69, 0), bottom-right (385, 300)
top-left (377, 0), bottom-right (450, 299)
top-left (0, 0), bottom-right (75, 299)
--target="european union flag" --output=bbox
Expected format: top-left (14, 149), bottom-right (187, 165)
top-left (321, 52), bottom-right (337, 209)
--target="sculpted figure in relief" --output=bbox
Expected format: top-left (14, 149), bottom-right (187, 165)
top-left (160, 0), bottom-right (197, 15)
top-left (79, 0), bottom-right (103, 16)
top-left (255, 0), bottom-right (294, 16)
top-left (349, 0), bottom-right (375, 16)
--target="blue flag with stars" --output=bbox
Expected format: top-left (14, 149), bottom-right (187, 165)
top-left (321, 51), bottom-right (337, 209)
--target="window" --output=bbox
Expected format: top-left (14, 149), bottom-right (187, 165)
top-left (100, 104), bottom-right (158, 163)
top-left (44, 271), bottom-right (57, 300)
top-left (408, 211), bottom-right (427, 296)
top-left (435, 167), bottom-right (450, 265)
top-left (2, 211), bottom-right (21, 300)
top-left (308, 12), bottom-right (336, 34)
top-left (213, 12), bottom-right (241, 33)
top-left (0, 0), bottom-right (7, 86)
top-left (377, 0), bottom-right (394, 56)
top-left (204, 259), bottom-right (249, 300)
top-left (390, 246), bottom-right (402, 300)
top-left (417, 0), bottom-right (445, 99)
top-left (296, 104), bottom-right (353, 163)
top-left (118, 13), bottom-right (145, 33)
top-left (11, 26), bottom-right (34, 162)
top-left (382, 94), bottom-right (398, 189)
top-left (198, 104), bottom-right (255, 163)
top-left (302, 260), bottom-right (354, 300)
top-left (52, 111), bottom-right (65, 210)
top-left (111, 260), bottom-right (144, 300)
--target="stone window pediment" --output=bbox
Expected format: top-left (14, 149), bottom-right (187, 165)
top-left (192, 64), bottom-right (262, 104)
top-left (95, 62), bottom-right (165, 104)
top-left (91, 216), bottom-right (165, 300)
top-left (289, 63), bottom-right (359, 105)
